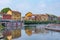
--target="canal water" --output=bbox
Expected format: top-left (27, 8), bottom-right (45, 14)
top-left (13, 24), bottom-right (60, 40)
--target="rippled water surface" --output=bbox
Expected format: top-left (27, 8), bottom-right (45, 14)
top-left (13, 24), bottom-right (60, 40)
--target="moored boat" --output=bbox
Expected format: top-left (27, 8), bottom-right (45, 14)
top-left (45, 24), bottom-right (60, 32)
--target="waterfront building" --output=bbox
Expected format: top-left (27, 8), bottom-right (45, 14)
top-left (7, 10), bottom-right (21, 21)
top-left (12, 11), bottom-right (21, 21)
top-left (24, 12), bottom-right (58, 21)
top-left (0, 10), bottom-right (21, 21)
top-left (46, 14), bottom-right (58, 21)
top-left (58, 17), bottom-right (60, 20)
top-left (2, 14), bottom-right (12, 20)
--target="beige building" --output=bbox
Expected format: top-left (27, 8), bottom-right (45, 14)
top-left (24, 12), bottom-right (49, 21)
top-left (12, 11), bottom-right (21, 21)
top-left (24, 12), bottom-right (57, 21)
top-left (7, 10), bottom-right (21, 21)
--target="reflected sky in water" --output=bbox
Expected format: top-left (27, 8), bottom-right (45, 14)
top-left (13, 25), bottom-right (60, 40)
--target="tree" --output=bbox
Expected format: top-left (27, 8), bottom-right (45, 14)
top-left (0, 24), bottom-right (5, 31)
top-left (1, 8), bottom-right (11, 13)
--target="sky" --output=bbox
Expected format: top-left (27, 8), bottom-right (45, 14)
top-left (0, 0), bottom-right (60, 16)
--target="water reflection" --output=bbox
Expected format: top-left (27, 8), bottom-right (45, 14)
top-left (10, 25), bottom-right (48, 39)
top-left (11, 29), bottom-right (21, 38)
top-left (3, 29), bottom-right (21, 40)
top-left (12, 24), bottom-right (60, 40)
top-left (1, 24), bottom-right (60, 40)
top-left (25, 29), bottom-right (32, 36)
top-left (25, 26), bottom-right (35, 36)
top-left (24, 25), bottom-right (48, 36)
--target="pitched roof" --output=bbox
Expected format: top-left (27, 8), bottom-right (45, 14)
top-left (12, 11), bottom-right (21, 14)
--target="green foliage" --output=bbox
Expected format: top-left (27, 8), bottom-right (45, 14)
top-left (4, 37), bottom-right (8, 40)
top-left (1, 8), bottom-right (11, 13)
top-left (0, 25), bottom-right (5, 31)
top-left (24, 20), bottom-right (60, 24)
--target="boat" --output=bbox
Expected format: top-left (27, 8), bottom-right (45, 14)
top-left (45, 24), bottom-right (60, 32)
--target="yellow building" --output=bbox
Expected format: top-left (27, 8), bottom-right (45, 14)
top-left (24, 12), bottom-right (32, 20)
top-left (25, 12), bottom-right (32, 17)
top-left (24, 12), bottom-right (48, 21)
top-left (7, 10), bottom-right (21, 21)
top-left (7, 10), bottom-right (12, 15)
top-left (12, 11), bottom-right (21, 20)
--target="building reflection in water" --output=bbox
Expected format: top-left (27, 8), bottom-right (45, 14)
top-left (11, 29), bottom-right (21, 39)
top-left (2, 23), bottom-right (49, 39)
top-left (25, 26), bottom-right (32, 36)
top-left (34, 28), bottom-right (48, 34)
top-left (3, 21), bottom-right (22, 39)
top-left (24, 25), bottom-right (48, 36)
top-left (3, 28), bottom-right (21, 39)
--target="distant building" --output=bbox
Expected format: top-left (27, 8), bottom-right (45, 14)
top-left (24, 12), bottom-right (48, 21)
top-left (2, 14), bottom-right (12, 20)
top-left (12, 11), bottom-right (21, 21)
top-left (24, 13), bottom-right (58, 21)
top-left (7, 10), bottom-right (21, 21)
top-left (58, 17), bottom-right (60, 20)
top-left (46, 14), bottom-right (58, 21)
top-left (21, 17), bottom-right (25, 21)
top-left (33, 14), bottom-right (48, 21)
top-left (7, 10), bottom-right (12, 15)
top-left (24, 12), bottom-right (32, 21)
top-left (0, 10), bottom-right (21, 21)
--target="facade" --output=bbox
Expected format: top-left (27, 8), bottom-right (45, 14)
top-left (58, 17), bottom-right (60, 20)
top-left (2, 14), bottom-right (12, 20)
top-left (0, 12), bottom-right (12, 20)
top-left (24, 12), bottom-right (32, 21)
top-left (7, 10), bottom-right (21, 21)
top-left (12, 11), bottom-right (21, 21)
top-left (24, 13), bottom-right (48, 21)
top-left (0, 10), bottom-right (21, 21)
top-left (7, 10), bottom-right (12, 15)
top-left (46, 14), bottom-right (58, 21)
top-left (33, 14), bottom-right (48, 21)
top-left (24, 13), bottom-right (57, 21)
top-left (21, 17), bottom-right (25, 21)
